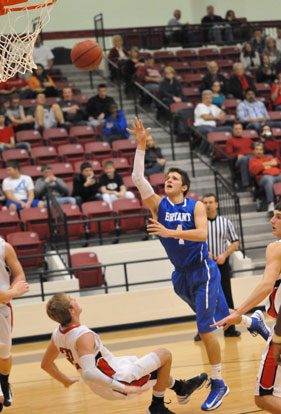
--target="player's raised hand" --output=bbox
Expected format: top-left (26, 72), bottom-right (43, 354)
top-left (123, 385), bottom-right (148, 395)
top-left (210, 311), bottom-right (242, 330)
top-left (147, 218), bottom-right (171, 238)
top-left (126, 117), bottom-right (151, 150)
top-left (63, 377), bottom-right (80, 388)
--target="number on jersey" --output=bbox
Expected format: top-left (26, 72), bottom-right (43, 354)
top-left (176, 224), bottom-right (185, 245)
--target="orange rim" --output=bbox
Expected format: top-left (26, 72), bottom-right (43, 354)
top-left (0, 0), bottom-right (56, 15)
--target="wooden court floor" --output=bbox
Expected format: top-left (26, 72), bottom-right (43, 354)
top-left (9, 319), bottom-right (270, 414)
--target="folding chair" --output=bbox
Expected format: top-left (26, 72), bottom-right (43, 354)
top-left (60, 204), bottom-right (84, 240)
top-left (82, 201), bottom-right (115, 237)
top-left (0, 210), bottom-right (21, 238)
top-left (50, 163), bottom-right (74, 182)
top-left (43, 128), bottom-right (70, 147)
top-left (71, 252), bottom-right (107, 290)
top-left (112, 139), bottom-right (137, 165)
top-left (84, 142), bottom-right (113, 163)
top-left (112, 198), bottom-right (146, 234)
top-left (58, 144), bottom-right (86, 165)
top-left (69, 126), bottom-right (98, 144)
top-left (20, 207), bottom-right (50, 242)
top-left (7, 231), bottom-right (44, 270)
top-left (2, 149), bottom-right (30, 167)
top-left (31, 146), bottom-right (59, 165)
top-left (16, 130), bottom-right (43, 148)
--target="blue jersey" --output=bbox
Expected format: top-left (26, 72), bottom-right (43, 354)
top-left (157, 196), bottom-right (208, 269)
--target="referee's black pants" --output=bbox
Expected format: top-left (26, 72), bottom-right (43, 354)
top-left (218, 258), bottom-right (237, 334)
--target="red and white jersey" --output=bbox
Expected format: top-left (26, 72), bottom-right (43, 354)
top-left (266, 240), bottom-right (281, 318)
top-left (0, 238), bottom-right (10, 305)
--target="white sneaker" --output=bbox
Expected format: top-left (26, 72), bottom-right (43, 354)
top-left (267, 202), bottom-right (274, 212)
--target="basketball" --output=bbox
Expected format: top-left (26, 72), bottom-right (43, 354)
top-left (71, 40), bottom-right (103, 71)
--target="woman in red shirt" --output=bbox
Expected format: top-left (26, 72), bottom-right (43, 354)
top-left (271, 71), bottom-right (281, 110)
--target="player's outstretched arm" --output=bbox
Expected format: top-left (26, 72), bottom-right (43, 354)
top-left (41, 338), bottom-right (79, 388)
top-left (128, 117), bottom-right (161, 217)
top-left (211, 241), bottom-right (281, 330)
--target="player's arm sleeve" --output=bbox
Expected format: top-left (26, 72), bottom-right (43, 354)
top-left (131, 149), bottom-right (155, 200)
top-left (80, 354), bottom-right (125, 392)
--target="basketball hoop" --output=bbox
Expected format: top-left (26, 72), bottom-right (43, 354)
top-left (0, 0), bottom-right (57, 82)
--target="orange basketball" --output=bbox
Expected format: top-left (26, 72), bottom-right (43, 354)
top-left (71, 40), bottom-right (103, 71)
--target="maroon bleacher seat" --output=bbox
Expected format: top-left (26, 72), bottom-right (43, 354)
top-left (181, 73), bottom-right (204, 87)
top-left (189, 61), bottom-right (208, 74)
top-left (122, 176), bottom-right (140, 200)
top-left (20, 165), bottom-right (43, 181)
top-left (74, 160), bottom-right (102, 178)
top-left (272, 128), bottom-right (281, 139)
top-left (50, 163), bottom-right (74, 182)
top-left (182, 87), bottom-right (200, 104)
top-left (111, 139), bottom-right (137, 165)
top-left (0, 210), bottom-right (21, 238)
top-left (102, 158), bottom-right (131, 176)
top-left (176, 49), bottom-right (197, 61)
top-left (84, 142), bottom-right (113, 163)
top-left (31, 146), bottom-right (58, 165)
top-left (169, 62), bottom-right (190, 73)
top-left (170, 102), bottom-right (194, 113)
top-left (269, 111), bottom-right (281, 121)
top-left (242, 130), bottom-right (259, 140)
top-left (224, 99), bottom-right (242, 115)
top-left (20, 207), bottom-right (49, 242)
top-left (72, 95), bottom-right (89, 105)
top-left (60, 204), bottom-right (84, 239)
top-left (150, 173), bottom-right (165, 195)
top-left (187, 191), bottom-right (199, 200)
top-left (69, 126), bottom-right (97, 144)
top-left (274, 182), bottom-right (281, 201)
top-left (153, 51), bottom-right (176, 64)
top-left (220, 46), bottom-right (240, 60)
top-left (0, 169), bottom-right (7, 184)
top-left (16, 130), bottom-right (42, 148)
top-left (82, 201), bottom-right (115, 236)
top-left (43, 128), bottom-right (70, 147)
top-left (208, 131), bottom-right (232, 161)
top-left (198, 48), bottom-right (219, 60)
top-left (255, 83), bottom-right (271, 99)
top-left (2, 149), bottom-right (30, 167)
top-left (71, 252), bottom-right (106, 290)
top-left (58, 144), bottom-right (86, 165)
top-left (112, 198), bottom-right (146, 234)
top-left (7, 231), bottom-right (44, 270)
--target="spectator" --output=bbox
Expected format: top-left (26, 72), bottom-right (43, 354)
top-left (200, 61), bottom-right (228, 94)
top-left (35, 164), bottom-right (76, 206)
top-left (165, 9), bottom-right (193, 45)
top-left (99, 160), bottom-right (135, 209)
top-left (224, 10), bottom-right (242, 41)
top-left (5, 94), bottom-right (34, 132)
top-left (226, 122), bottom-right (254, 190)
top-left (0, 112), bottom-right (30, 153)
top-left (28, 64), bottom-right (58, 97)
top-left (271, 71), bottom-right (281, 109)
top-left (136, 55), bottom-right (162, 94)
top-left (158, 66), bottom-right (186, 106)
top-left (108, 35), bottom-right (129, 81)
top-left (263, 37), bottom-right (281, 66)
top-left (27, 93), bottom-right (64, 131)
top-left (86, 84), bottom-right (116, 128)
top-left (123, 47), bottom-right (142, 96)
top-left (240, 42), bottom-right (260, 72)
top-left (0, 97), bottom-right (10, 113)
top-left (228, 63), bottom-right (256, 100)
top-left (256, 54), bottom-right (277, 84)
top-left (59, 87), bottom-right (87, 126)
top-left (201, 5), bottom-right (232, 44)
top-left (276, 26), bottom-right (281, 52)
top-left (2, 160), bottom-right (44, 211)
top-left (249, 142), bottom-right (281, 214)
top-left (0, 80), bottom-right (17, 97)
top-left (103, 103), bottom-right (129, 144)
top-left (144, 135), bottom-right (166, 176)
top-left (3, 73), bottom-right (35, 99)
top-left (259, 124), bottom-right (280, 159)
top-left (211, 81), bottom-right (225, 109)
top-left (194, 90), bottom-right (232, 154)
top-left (237, 87), bottom-right (281, 131)
top-left (72, 162), bottom-right (102, 204)
top-left (33, 34), bottom-right (54, 71)
top-left (250, 28), bottom-right (267, 56)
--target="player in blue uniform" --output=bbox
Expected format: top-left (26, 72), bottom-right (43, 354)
top-left (128, 118), bottom-right (229, 412)
top-left (128, 118), bottom-right (270, 412)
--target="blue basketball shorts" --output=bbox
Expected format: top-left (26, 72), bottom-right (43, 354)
top-left (172, 258), bottom-right (229, 333)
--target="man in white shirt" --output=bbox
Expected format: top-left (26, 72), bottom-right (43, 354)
top-left (33, 34), bottom-right (54, 71)
top-left (2, 161), bottom-right (44, 211)
top-left (194, 90), bottom-right (232, 154)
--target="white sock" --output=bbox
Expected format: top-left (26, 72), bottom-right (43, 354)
top-left (169, 377), bottom-right (175, 389)
top-left (241, 315), bottom-right (252, 328)
top-left (153, 390), bottom-right (165, 398)
top-left (211, 363), bottom-right (222, 380)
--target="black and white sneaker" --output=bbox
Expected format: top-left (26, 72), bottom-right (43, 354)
top-left (3, 383), bottom-right (13, 407)
top-left (176, 372), bottom-right (208, 404)
top-left (146, 402), bottom-right (175, 414)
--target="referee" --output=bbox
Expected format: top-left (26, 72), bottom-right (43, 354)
top-left (195, 193), bottom-right (241, 341)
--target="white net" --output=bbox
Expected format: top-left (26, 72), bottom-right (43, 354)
top-left (0, 0), bottom-right (56, 82)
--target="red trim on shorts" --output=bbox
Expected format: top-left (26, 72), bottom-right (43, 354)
top-left (260, 341), bottom-right (278, 391)
top-left (59, 325), bottom-right (80, 334)
top-left (7, 303), bottom-right (13, 331)
top-left (268, 288), bottom-right (278, 318)
top-left (121, 374), bottom-right (151, 387)
top-left (97, 357), bottom-right (116, 378)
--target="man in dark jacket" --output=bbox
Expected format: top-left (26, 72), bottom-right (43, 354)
top-left (200, 61), bottom-right (228, 94)
top-left (145, 135), bottom-right (166, 176)
top-left (228, 63), bottom-right (256, 100)
top-left (201, 5), bottom-right (232, 43)
top-left (86, 84), bottom-right (116, 128)
top-left (72, 162), bottom-right (102, 204)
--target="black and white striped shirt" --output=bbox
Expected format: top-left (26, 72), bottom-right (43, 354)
top-left (207, 215), bottom-right (239, 258)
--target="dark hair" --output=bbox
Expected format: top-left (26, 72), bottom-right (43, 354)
top-left (98, 83), bottom-right (107, 89)
top-left (41, 163), bottom-right (52, 172)
top-left (104, 160), bottom-right (115, 168)
top-left (225, 10), bottom-right (235, 19)
top-left (253, 142), bottom-right (264, 149)
top-left (245, 87), bottom-right (256, 95)
top-left (232, 121), bottom-right (243, 128)
top-left (6, 160), bottom-right (19, 170)
top-left (80, 161), bottom-right (93, 172)
top-left (242, 42), bottom-right (255, 58)
top-left (166, 167), bottom-right (190, 196)
top-left (202, 193), bottom-right (217, 202)
top-left (275, 201), bottom-right (281, 211)
top-left (11, 93), bottom-right (20, 101)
